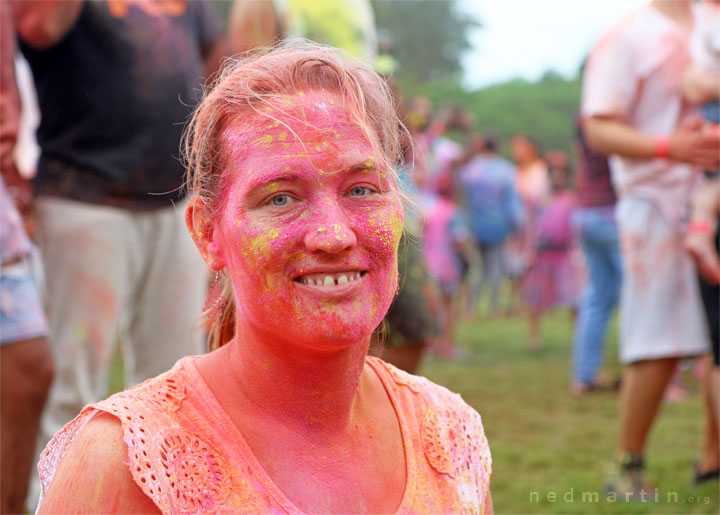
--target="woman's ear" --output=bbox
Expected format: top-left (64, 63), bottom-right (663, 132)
top-left (185, 197), bottom-right (226, 271)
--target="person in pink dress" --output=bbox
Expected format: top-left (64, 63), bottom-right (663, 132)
top-left (35, 42), bottom-right (493, 514)
top-left (423, 174), bottom-right (473, 358)
top-left (521, 160), bottom-right (579, 350)
top-left (505, 135), bottom-right (550, 312)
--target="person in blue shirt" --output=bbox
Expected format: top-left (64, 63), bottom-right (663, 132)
top-left (459, 133), bottom-right (524, 318)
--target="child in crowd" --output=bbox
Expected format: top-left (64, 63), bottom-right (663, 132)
top-left (684, 0), bottom-right (720, 284)
top-left (522, 162), bottom-right (579, 351)
top-left (423, 175), bottom-right (473, 358)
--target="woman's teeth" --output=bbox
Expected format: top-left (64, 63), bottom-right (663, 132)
top-left (298, 272), bottom-right (363, 286)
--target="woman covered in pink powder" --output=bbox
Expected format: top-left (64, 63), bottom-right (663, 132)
top-left (521, 160), bottom-right (580, 350)
top-left (35, 41), bottom-right (492, 514)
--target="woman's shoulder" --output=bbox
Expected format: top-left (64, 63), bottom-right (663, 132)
top-left (367, 356), bottom-right (492, 498)
top-left (368, 356), bottom-right (480, 415)
top-left (38, 412), bottom-right (161, 513)
top-left (37, 356), bottom-right (214, 514)
top-left (94, 356), bottom-right (191, 418)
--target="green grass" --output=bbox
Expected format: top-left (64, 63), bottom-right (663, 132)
top-left (419, 309), bottom-right (719, 514)
top-left (108, 308), bottom-right (719, 514)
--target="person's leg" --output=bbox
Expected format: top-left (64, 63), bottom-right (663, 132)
top-left (572, 207), bottom-right (621, 388)
top-left (0, 256), bottom-right (53, 514)
top-left (484, 243), bottom-right (505, 316)
top-left (1, 337), bottom-right (53, 513)
top-left (464, 240), bottom-right (483, 319)
top-left (699, 357), bottom-right (720, 475)
top-left (697, 236), bottom-right (720, 476)
top-left (28, 198), bottom-right (132, 508)
top-left (528, 308), bottom-right (541, 351)
top-left (617, 357), bottom-right (679, 454)
top-left (685, 177), bottom-right (719, 284)
top-left (123, 203), bottom-right (207, 387)
top-left (611, 198), bottom-right (711, 494)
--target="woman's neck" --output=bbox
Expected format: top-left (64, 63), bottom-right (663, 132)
top-left (217, 320), bottom-right (372, 438)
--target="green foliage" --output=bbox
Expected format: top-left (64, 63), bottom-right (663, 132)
top-left (412, 74), bottom-right (582, 160)
top-left (208, 0), bottom-right (231, 27)
top-left (372, 0), bottom-right (480, 83)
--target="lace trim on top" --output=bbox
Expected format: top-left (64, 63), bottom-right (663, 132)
top-left (37, 367), bottom-right (233, 514)
top-left (37, 409), bottom-right (95, 508)
top-left (370, 357), bottom-right (492, 512)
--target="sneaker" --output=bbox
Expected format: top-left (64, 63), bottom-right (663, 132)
top-left (604, 454), bottom-right (655, 501)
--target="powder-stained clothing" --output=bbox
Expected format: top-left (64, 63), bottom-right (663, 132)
top-left (460, 154), bottom-right (523, 246)
top-left (38, 356), bottom-right (492, 514)
top-left (522, 191), bottom-right (580, 312)
top-left (19, 0), bottom-right (221, 209)
top-left (615, 197), bottom-right (708, 363)
top-left (582, 4), bottom-right (709, 364)
top-left (582, 5), bottom-right (697, 229)
top-left (423, 196), bottom-right (469, 294)
top-left (575, 117), bottom-right (616, 208)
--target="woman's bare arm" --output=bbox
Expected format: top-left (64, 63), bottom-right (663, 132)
top-left (38, 412), bottom-right (160, 514)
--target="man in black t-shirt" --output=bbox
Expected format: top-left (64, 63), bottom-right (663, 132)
top-left (11, 2), bottom-right (225, 507)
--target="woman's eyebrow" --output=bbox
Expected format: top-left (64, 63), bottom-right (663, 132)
top-left (346, 161), bottom-right (377, 175)
top-left (246, 173), bottom-right (300, 191)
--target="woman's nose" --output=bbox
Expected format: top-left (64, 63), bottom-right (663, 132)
top-left (303, 204), bottom-right (357, 254)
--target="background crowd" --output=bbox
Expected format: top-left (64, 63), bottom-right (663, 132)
top-left (0, 0), bottom-right (718, 513)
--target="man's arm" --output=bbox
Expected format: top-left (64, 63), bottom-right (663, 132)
top-left (584, 115), bottom-right (720, 171)
top-left (12, 0), bottom-right (83, 50)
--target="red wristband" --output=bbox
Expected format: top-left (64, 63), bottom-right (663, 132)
top-left (688, 221), bottom-right (714, 235)
top-left (655, 136), bottom-right (670, 159)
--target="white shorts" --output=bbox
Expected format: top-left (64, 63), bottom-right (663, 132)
top-left (616, 197), bottom-right (709, 364)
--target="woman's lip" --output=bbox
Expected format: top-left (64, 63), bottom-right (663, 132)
top-left (293, 272), bottom-right (367, 298)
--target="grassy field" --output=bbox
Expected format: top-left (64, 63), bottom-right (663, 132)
top-left (419, 309), bottom-right (719, 514)
top-left (109, 308), bottom-right (719, 514)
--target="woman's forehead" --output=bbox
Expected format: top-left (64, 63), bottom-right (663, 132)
top-left (222, 92), bottom-right (376, 166)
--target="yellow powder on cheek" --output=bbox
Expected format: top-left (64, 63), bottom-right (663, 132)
top-left (250, 233), bottom-right (271, 258)
top-left (389, 214), bottom-right (403, 245)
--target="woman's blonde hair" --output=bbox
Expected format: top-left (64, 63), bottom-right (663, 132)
top-left (183, 39), bottom-right (407, 351)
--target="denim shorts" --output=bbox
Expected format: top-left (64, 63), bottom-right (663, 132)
top-left (0, 258), bottom-right (47, 345)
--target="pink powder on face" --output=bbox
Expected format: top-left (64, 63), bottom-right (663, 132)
top-left (214, 91), bottom-right (403, 349)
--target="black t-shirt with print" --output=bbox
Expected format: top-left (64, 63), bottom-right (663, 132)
top-left (20, 0), bottom-right (221, 209)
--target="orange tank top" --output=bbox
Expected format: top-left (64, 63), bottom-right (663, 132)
top-left (38, 356), bottom-right (492, 514)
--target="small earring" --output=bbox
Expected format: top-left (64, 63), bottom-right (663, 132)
top-left (203, 271), bottom-right (226, 321)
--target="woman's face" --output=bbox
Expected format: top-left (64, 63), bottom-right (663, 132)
top-left (214, 91), bottom-right (403, 350)
top-left (510, 136), bottom-right (535, 164)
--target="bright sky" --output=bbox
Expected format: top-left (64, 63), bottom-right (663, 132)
top-left (458, 0), bottom-right (649, 89)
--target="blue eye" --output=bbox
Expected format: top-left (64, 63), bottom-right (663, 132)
top-left (270, 194), bottom-right (291, 206)
top-left (349, 186), bottom-right (372, 197)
